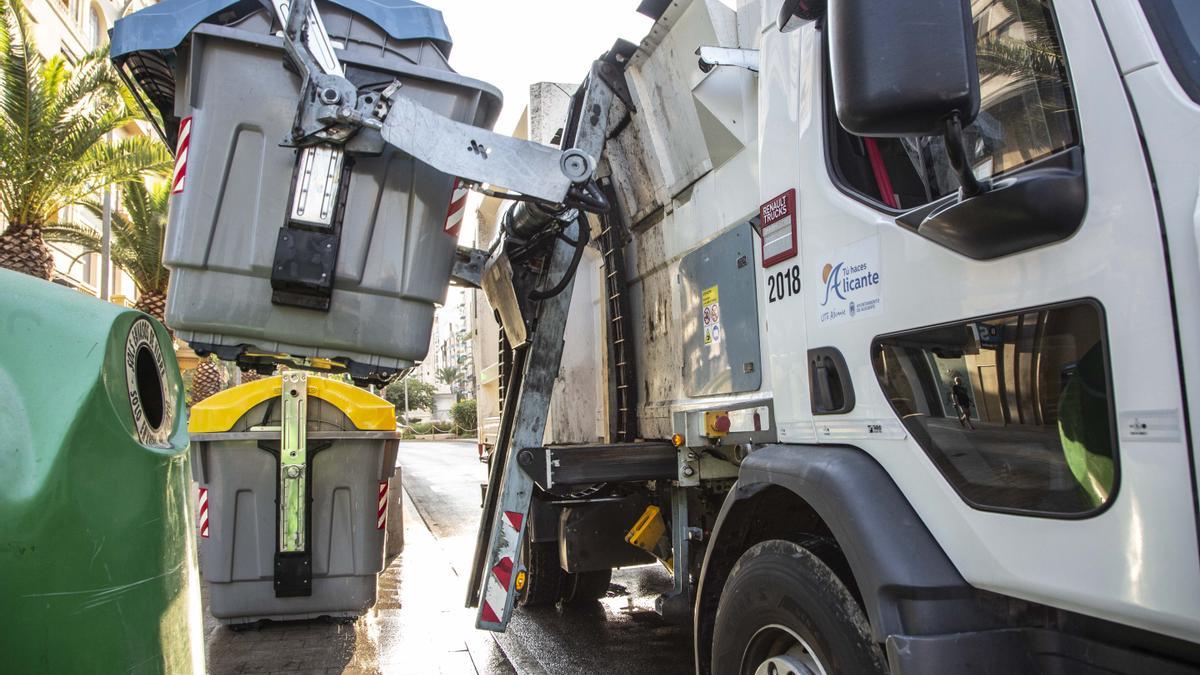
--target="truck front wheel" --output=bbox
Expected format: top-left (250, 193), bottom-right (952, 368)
top-left (712, 540), bottom-right (887, 675)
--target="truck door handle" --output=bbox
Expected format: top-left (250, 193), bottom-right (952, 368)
top-left (809, 347), bottom-right (855, 415)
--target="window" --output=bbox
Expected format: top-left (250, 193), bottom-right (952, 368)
top-left (1139, 0), bottom-right (1200, 104)
top-left (87, 4), bottom-right (104, 48)
top-left (828, 0), bottom-right (1079, 210)
top-left (872, 301), bottom-right (1117, 517)
top-left (80, 252), bottom-right (97, 287)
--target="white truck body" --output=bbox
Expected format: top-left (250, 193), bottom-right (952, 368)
top-left (475, 0), bottom-right (1200, 669)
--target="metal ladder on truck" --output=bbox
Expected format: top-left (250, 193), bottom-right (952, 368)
top-left (266, 0), bottom-right (640, 632)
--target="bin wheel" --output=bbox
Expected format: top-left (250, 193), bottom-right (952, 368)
top-left (712, 540), bottom-right (887, 675)
top-left (560, 568), bottom-right (612, 605)
top-left (518, 539), bottom-right (563, 607)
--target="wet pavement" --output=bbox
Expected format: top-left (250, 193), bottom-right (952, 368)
top-left (400, 441), bottom-right (692, 675)
top-left (202, 440), bottom-right (691, 674)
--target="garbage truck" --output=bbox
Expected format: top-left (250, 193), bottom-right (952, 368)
top-left (105, 0), bottom-right (1200, 671)
top-left (465, 0), bottom-right (1200, 673)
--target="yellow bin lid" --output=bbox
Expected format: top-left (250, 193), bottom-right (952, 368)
top-left (189, 375), bottom-right (396, 433)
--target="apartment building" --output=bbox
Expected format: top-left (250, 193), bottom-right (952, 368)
top-left (21, 0), bottom-right (155, 303)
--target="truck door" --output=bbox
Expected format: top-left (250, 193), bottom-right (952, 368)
top-left (779, 0), bottom-right (1200, 643)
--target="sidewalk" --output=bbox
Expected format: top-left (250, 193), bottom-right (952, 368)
top-left (202, 493), bottom-right (516, 674)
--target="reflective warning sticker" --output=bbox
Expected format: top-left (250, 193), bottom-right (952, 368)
top-left (171, 117), bottom-right (191, 194)
top-left (444, 179), bottom-right (469, 237)
top-left (198, 487), bottom-right (210, 538)
top-left (377, 481), bottom-right (388, 530)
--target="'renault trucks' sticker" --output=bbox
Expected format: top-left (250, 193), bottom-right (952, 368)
top-left (759, 189), bottom-right (797, 267)
top-left (702, 285), bottom-right (722, 345)
top-left (818, 237), bottom-right (882, 325)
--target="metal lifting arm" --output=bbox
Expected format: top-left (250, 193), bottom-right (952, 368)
top-left (277, 0), bottom-right (610, 207)
top-left (463, 43), bottom-right (637, 631)
top-left (276, 0), bottom-right (637, 632)
top-left (378, 96), bottom-right (590, 205)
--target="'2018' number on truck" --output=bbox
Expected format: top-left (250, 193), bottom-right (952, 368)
top-left (767, 264), bottom-right (801, 303)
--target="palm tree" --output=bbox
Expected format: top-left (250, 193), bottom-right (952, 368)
top-left (0, 0), bottom-right (171, 279)
top-left (43, 181), bottom-right (170, 319)
top-left (437, 364), bottom-right (467, 403)
top-left (437, 365), bottom-right (461, 388)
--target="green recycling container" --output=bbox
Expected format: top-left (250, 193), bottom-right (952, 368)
top-left (0, 269), bottom-right (204, 673)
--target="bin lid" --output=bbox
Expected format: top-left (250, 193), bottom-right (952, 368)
top-left (110, 0), bottom-right (453, 60)
top-left (189, 374), bottom-right (396, 433)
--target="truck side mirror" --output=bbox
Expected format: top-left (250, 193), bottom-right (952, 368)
top-left (778, 0), bottom-right (825, 33)
top-left (828, 0), bottom-right (979, 138)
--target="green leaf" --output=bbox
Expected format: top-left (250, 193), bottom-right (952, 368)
top-left (0, 0), bottom-right (170, 235)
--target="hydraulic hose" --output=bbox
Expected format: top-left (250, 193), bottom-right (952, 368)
top-left (529, 223), bottom-right (590, 301)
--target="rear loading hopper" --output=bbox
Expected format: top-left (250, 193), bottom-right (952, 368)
top-left (111, 0), bottom-right (501, 384)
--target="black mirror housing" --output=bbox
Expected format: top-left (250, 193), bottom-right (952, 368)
top-left (829, 0), bottom-right (980, 137)
top-left (778, 0), bottom-right (826, 32)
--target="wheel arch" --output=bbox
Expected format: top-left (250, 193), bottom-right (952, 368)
top-left (693, 443), bottom-right (989, 674)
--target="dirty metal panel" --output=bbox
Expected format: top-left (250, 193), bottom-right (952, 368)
top-left (679, 223), bottom-right (761, 396)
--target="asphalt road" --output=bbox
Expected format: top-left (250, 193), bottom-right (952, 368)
top-left (397, 440), bottom-right (693, 675)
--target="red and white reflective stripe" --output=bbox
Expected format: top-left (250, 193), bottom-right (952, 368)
top-left (198, 486), bottom-right (209, 538)
top-left (443, 178), bottom-right (468, 237)
top-left (479, 510), bottom-right (523, 625)
top-left (172, 117), bottom-right (192, 194)
top-left (377, 481), bottom-right (388, 530)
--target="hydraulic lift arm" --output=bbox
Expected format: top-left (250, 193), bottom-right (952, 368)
top-left (275, 0), bottom-right (636, 632)
top-left (276, 0), bottom-right (608, 206)
top-left (464, 54), bottom-right (637, 631)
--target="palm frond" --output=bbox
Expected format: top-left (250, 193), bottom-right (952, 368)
top-left (0, 1), bottom-right (171, 231)
top-left (43, 181), bottom-right (172, 294)
top-left (37, 136), bottom-right (172, 219)
top-left (42, 221), bottom-right (103, 251)
top-left (977, 35), bottom-right (1064, 86)
top-left (0, 1), bottom-right (41, 166)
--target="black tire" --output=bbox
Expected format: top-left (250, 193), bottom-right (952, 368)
top-left (518, 539), bottom-right (563, 607)
top-left (712, 540), bottom-right (887, 675)
top-left (560, 568), bottom-right (613, 606)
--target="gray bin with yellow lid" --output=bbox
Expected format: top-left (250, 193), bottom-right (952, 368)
top-left (189, 372), bottom-right (400, 624)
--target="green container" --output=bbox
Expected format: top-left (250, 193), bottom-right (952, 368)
top-left (0, 269), bottom-right (203, 673)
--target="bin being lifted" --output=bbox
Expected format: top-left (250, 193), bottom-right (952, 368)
top-left (110, 0), bottom-right (502, 385)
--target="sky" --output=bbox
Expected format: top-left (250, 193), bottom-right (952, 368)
top-left (422, 1), bottom-right (653, 250)
top-left (431, 1), bottom-right (653, 139)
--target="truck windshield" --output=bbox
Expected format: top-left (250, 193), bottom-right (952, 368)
top-left (1140, 0), bottom-right (1200, 103)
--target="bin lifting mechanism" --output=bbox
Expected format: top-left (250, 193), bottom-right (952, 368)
top-left (268, 0), bottom-right (636, 630)
top-left (273, 0), bottom-right (622, 210)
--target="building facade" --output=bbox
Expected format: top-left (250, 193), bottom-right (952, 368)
top-left (21, 0), bottom-right (156, 302)
top-left (410, 288), bottom-right (475, 422)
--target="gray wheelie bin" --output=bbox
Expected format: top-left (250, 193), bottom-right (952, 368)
top-left (111, 0), bottom-right (502, 384)
top-left (188, 372), bottom-right (401, 624)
